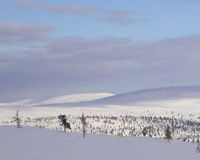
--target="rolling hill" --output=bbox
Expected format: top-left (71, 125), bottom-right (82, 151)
top-left (92, 85), bottom-right (200, 106)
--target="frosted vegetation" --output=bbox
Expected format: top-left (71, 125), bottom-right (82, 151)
top-left (1, 112), bottom-right (200, 143)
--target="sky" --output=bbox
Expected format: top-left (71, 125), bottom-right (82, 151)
top-left (0, 0), bottom-right (200, 102)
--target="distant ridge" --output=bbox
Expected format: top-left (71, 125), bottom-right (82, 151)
top-left (1, 85), bottom-right (200, 107)
top-left (38, 93), bottom-right (114, 105)
top-left (92, 85), bottom-right (200, 105)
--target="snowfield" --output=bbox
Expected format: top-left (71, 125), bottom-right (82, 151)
top-left (0, 86), bottom-right (200, 150)
top-left (0, 86), bottom-right (200, 159)
top-left (0, 92), bottom-right (114, 107)
top-left (39, 92), bottom-right (114, 105)
top-left (0, 126), bottom-right (199, 160)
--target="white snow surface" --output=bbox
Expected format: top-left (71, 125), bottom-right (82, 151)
top-left (0, 93), bottom-right (114, 107)
top-left (0, 99), bottom-right (34, 107)
top-left (39, 92), bottom-right (114, 105)
top-left (0, 126), bottom-right (199, 160)
top-left (0, 99), bottom-right (200, 122)
top-left (94, 85), bottom-right (200, 105)
top-left (1, 86), bottom-right (200, 123)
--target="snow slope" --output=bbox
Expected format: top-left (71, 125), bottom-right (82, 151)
top-left (0, 99), bottom-right (34, 107)
top-left (0, 93), bottom-right (114, 107)
top-left (34, 86), bottom-right (200, 108)
top-left (93, 85), bottom-right (200, 106)
top-left (2, 86), bottom-right (200, 108)
top-left (0, 86), bottom-right (200, 125)
top-left (38, 92), bottom-right (114, 105)
top-left (1, 86), bottom-right (200, 122)
top-left (0, 126), bottom-right (199, 160)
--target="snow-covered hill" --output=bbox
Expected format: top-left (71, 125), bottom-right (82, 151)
top-left (0, 99), bottom-right (34, 107)
top-left (1, 86), bottom-right (200, 121)
top-left (0, 126), bottom-right (199, 160)
top-left (2, 86), bottom-right (200, 108)
top-left (94, 86), bottom-right (200, 105)
top-left (0, 86), bottom-right (200, 142)
top-left (33, 85), bottom-right (200, 108)
top-left (0, 93), bottom-right (114, 107)
top-left (38, 92), bottom-right (114, 105)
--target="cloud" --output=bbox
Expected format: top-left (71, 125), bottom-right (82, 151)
top-left (172, 0), bottom-right (200, 4)
top-left (15, 0), bottom-right (100, 14)
top-left (15, 0), bottom-right (142, 25)
top-left (1, 34), bottom-right (200, 101)
top-left (46, 37), bottom-right (131, 56)
top-left (101, 10), bottom-right (145, 25)
top-left (0, 22), bottom-right (52, 44)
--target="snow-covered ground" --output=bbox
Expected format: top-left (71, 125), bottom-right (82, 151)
top-left (0, 92), bottom-right (114, 107)
top-left (0, 86), bottom-right (200, 142)
top-left (0, 126), bottom-right (199, 160)
top-left (1, 86), bottom-right (200, 159)
top-left (38, 92), bottom-right (114, 105)
top-left (0, 86), bottom-right (200, 122)
top-left (0, 99), bottom-right (200, 122)
top-left (94, 85), bottom-right (200, 105)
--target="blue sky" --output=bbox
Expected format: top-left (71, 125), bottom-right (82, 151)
top-left (0, 0), bottom-right (200, 101)
top-left (1, 0), bottom-right (200, 41)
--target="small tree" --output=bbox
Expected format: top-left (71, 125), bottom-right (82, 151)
top-left (171, 117), bottom-right (175, 136)
top-left (81, 113), bottom-right (86, 138)
top-left (58, 114), bottom-right (71, 132)
top-left (13, 110), bottom-right (22, 128)
top-left (165, 125), bottom-right (172, 141)
top-left (142, 127), bottom-right (148, 136)
top-left (196, 137), bottom-right (200, 153)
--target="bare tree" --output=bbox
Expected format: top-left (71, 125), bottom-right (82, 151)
top-left (81, 113), bottom-right (86, 138)
top-left (196, 136), bottom-right (200, 153)
top-left (171, 116), bottom-right (175, 136)
top-left (13, 110), bottom-right (22, 128)
top-left (165, 125), bottom-right (172, 141)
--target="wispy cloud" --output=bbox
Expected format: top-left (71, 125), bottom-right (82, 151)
top-left (15, 0), bottom-right (100, 14)
top-left (46, 37), bottom-right (131, 56)
top-left (101, 10), bottom-right (143, 25)
top-left (172, 0), bottom-right (200, 4)
top-left (15, 0), bottom-right (143, 25)
top-left (0, 22), bottom-right (52, 44)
